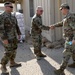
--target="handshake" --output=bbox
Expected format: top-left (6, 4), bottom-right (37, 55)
top-left (49, 25), bottom-right (55, 29)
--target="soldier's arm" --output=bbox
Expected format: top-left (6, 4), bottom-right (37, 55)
top-left (0, 15), bottom-right (8, 40)
top-left (33, 18), bottom-right (50, 30)
top-left (15, 18), bottom-right (21, 35)
top-left (69, 17), bottom-right (75, 29)
top-left (53, 21), bottom-right (63, 27)
top-left (64, 17), bottom-right (75, 41)
top-left (65, 17), bottom-right (75, 40)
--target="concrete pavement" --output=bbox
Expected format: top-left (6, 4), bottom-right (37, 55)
top-left (0, 42), bottom-right (75, 75)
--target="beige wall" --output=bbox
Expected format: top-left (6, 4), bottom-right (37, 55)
top-left (21, 0), bottom-right (32, 31)
top-left (0, 7), bottom-right (4, 11)
top-left (21, 0), bottom-right (75, 42)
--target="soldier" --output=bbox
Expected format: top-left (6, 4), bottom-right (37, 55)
top-left (31, 6), bottom-right (50, 60)
top-left (50, 3), bottom-right (75, 75)
top-left (0, 2), bottom-right (21, 74)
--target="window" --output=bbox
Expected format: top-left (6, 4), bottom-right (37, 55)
top-left (29, 0), bottom-right (34, 17)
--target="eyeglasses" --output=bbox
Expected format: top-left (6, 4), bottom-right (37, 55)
top-left (7, 6), bottom-right (13, 8)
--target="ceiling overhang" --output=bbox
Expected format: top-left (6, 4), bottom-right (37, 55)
top-left (0, 0), bottom-right (18, 3)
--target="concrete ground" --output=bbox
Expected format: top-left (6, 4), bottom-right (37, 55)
top-left (0, 42), bottom-right (75, 75)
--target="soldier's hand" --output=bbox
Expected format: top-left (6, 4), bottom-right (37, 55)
top-left (49, 26), bottom-right (51, 29)
top-left (50, 25), bottom-right (55, 29)
top-left (72, 40), bottom-right (75, 45)
top-left (3, 40), bottom-right (9, 44)
top-left (18, 35), bottom-right (21, 40)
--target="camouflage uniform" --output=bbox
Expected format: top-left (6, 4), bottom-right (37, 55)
top-left (53, 13), bottom-right (75, 71)
top-left (0, 12), bottom-right (21, 66)
top-left (31, 14), bottom-right (50, 56)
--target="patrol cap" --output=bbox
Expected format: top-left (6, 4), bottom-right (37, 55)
top-left (4, 2), bottom-right (12, 6)
top-left (60, 3), bottom-right (70, 10)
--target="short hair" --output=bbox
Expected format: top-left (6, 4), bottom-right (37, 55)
top-left (4, 2), bottom-right (12, 6)
top-left (36, 6), bottom-right (43, 11)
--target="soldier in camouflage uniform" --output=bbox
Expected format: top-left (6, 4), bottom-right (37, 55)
top-left (31, 6), bottom-right (50, 60)
top-left (0, 2), bottom-right (21, 74)
top-left (50, 3), bottom-right (75, 75)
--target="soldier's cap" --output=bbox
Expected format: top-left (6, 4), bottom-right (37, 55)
top-left (60, 3), bottom-right (70, 10)
top-left (4, 2), bottom-right (12, 6)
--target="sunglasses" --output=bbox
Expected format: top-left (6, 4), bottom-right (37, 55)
top-left (7, 6), bottom-right (13, 8)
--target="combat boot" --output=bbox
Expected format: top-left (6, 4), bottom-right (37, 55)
top-left (10, 60), bottom-right (21, 68)
top-left (1, 65), bottom-right (9, 74)
top-left (68, 63), bottom-right (75, 68)
top-left (39, 53), bottom-right (46, 57)
top-left (37, 52), bottom-right (46, 57)
top-left (54, 69), bottom-right (65, 75)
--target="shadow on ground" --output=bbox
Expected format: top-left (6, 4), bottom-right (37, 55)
top-left (42, 47), bottom-right (75, 75)
top-left (10, 68), bottom-right (20, 75)
top-left (37, 58), bottom-right (56, 75)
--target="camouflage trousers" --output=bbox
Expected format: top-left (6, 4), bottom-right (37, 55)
top-left (31, 34), bottom-right (42, 55)
top-left (60, 40), bottom-right (75, 70)
top-left (1, 38), bottom-right (18, 65)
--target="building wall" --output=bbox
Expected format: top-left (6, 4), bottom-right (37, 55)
top-left (21, 0), bottom-right (75, 42)
top-left (21, 0), bottom-right (32, 30)
top-left (0, 7), bottom-right (4, 11)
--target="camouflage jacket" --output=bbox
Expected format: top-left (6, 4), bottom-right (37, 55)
top-left (0, 12), bottom-right (21, 40)
top-left (53, 13), bottom-right (75, 41)
top-left (31, 14), bottom-right (50, 35)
